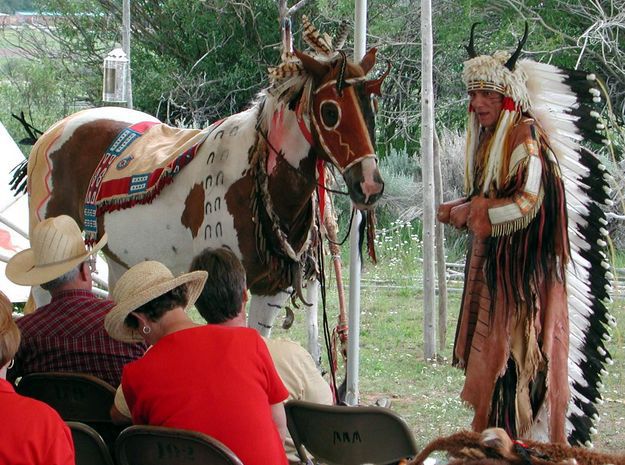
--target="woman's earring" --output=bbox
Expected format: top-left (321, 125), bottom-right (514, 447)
top-left (142, 326), bottom-right (151, 335)
top-left (7, 359), bottom-right (14, 369)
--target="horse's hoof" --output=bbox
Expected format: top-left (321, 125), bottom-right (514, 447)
top-left (282, 306), bottom-right (294, 329)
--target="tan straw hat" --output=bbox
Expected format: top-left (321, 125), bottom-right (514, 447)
top-left (105, 261), bottom-right (207, 343)
top-left (5, 215), bottom-right (107, 286)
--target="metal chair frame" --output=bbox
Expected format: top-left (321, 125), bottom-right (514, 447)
top-left (16, 372), bottom-right (122, 449)
top-left (115, 425), bottom-right (244, 465)
top-left (285, 399), bottom-right (418, 465)
top-left (67, 421), bottom-right (115, 465)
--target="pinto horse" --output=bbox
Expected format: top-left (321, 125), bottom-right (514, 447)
top-left (22, 32), bottom-right (386, 348)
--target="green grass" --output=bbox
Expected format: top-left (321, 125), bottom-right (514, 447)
top-left (187, 221), bottom-right (625, 452)
top-left (268, 224), bottom-right (625, 453)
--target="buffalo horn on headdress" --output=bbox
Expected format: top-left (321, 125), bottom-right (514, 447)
top-left (504, 21), bottom-right (529, 70)
top-left (465, 22), bottom-right (479, 58)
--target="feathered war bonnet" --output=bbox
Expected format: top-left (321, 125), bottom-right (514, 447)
top-left (461, 22), bottom-right (530, 194)
top-left (460, 22), bottom-right (615, 448)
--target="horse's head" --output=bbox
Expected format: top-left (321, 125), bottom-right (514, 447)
top-left (295, 48), bottom-right (387, 210)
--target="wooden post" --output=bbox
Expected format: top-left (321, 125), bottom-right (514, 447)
top-left (434, 130), bottom-right (448, 353)
top-left (420, 0), bottom-right (437, 360)
top-left (122, 0), bottom-right (133, 108)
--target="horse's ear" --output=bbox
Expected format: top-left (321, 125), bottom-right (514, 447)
top-left (364, 61), bottom-right (391, 96)
top-left (359, 47), bottom-right (377, 74)
top-left (294, 49), bottom-right (330, 80)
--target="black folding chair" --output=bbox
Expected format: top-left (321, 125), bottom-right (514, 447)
top-left (116, 425), bottom-right (244, 465)
top-left (16, 372), bottom-right (123, 449)
top-left (67, 421), bottom-right (115, 465)
top-left (285, 399), bottom-right (418, 465)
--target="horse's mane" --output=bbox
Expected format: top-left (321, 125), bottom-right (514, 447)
top-left (256, 15), bottom-right (353, 132)
top-left (243, 16), bottom-right (360, 306)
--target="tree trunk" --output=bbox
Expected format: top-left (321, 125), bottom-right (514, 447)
top-left (434, 130), bottom-right (448, 354)
top-left (122, 0), bottom-right (133, 109)
top-left (420, 0), bottom-right (436, 360)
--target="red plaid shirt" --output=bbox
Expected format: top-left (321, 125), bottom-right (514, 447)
top-left (8, 289), bottom-right (146, 387)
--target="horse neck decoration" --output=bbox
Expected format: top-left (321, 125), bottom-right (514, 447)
top-left (23, 18), bottom-right (387, 341)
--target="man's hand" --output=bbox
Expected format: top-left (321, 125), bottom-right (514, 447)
top-left (467, 196), bottom-right (492, 239)
top-left (449, 203), bottom-right (471, 230)
top-left (437, 198), bottom-right (467, 225)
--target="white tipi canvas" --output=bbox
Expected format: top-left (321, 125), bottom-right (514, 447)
top-left (0, 120), bottom-right (110, 304)
top-left (0, 121), bottom-right (30, 302)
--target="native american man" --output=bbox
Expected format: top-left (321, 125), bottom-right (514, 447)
top-left (438, 24), bottom-right (612, 446)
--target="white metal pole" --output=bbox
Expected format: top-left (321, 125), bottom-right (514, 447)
top-left (345, 0), bottom-right (367, 407)
top-left (122, 0), bottom-right (133, 109)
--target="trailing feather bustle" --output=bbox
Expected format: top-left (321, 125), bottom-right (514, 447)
top-left (521, 60), bottom-right (613, 447)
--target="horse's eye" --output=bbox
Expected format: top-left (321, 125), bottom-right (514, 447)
top-left (320, 101), bottom-right (340, 129)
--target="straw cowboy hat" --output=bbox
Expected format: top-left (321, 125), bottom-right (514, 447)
top-left (5, 215), bottom-right (107, 286)
top-left (105, 261), bottom-right (207, 343)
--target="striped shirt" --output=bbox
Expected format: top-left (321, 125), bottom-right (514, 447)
top-left (8, 289), bottom-right (146, 387)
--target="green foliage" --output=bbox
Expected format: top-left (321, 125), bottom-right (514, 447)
top-left (4, 0), bottom-right (625, 151)
top-left (270, 214), bottom-right (625, 451)
top-left (126, 0), bottom-right (280, 124)
top-left (13, 0), bottom-right (281, 124)
top-left (271, 226), bottom-right (625, 452)
top-left (0, 0), bottom-right (34, 13)
top-left (0, 55), bottom-right (86, 150)
top-left (1, 0), bottom-right (623, 254)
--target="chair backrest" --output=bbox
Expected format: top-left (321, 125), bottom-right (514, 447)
top-left (285, 400), bottom-right (418, 465)
top-left (16, 372), bottom-right (116, 422)
top-left (115, 425), bottom-right (244, 465)
top-left (67, 421), bottom-right (115, 465)
top-left (16, 372), bottom-right (123, 449)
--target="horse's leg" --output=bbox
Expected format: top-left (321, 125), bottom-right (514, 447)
top-left (104, 257), bottom-right (129, 293)
top-left (304, 278), bottom-right (321, 366)
top-left (247, 291), bottom-right (291, 337)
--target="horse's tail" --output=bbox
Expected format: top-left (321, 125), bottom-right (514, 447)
top-left (9, 112), bottom-right (42, 196)
top-left (9, 159), bottom-right (27, 196)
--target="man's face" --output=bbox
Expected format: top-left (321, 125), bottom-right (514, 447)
top-left (468, 90), bottom-right (504, 130)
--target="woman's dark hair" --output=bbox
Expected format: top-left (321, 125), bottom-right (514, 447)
top-left (124, 285), bottom-right (189, 329)
top-left (189, 247), bottom-right (246, 324)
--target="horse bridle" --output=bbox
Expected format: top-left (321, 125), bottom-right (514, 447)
top-left (306, 77), bottom-right (378, 174)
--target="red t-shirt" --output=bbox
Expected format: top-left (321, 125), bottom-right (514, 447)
top-left (0, 379), bottom-right (74, 465)
top-left (122, 325), bottom-right (289, 465)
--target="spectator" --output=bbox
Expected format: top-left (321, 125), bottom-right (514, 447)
top-left (190, 247), bottom-right (332, 404)
top-left (0, 290), bottom-right (74, 465)
top-left (105, 260), bottom-right (288, 465)
top-left (5, 215), bottom-right (146, 386)
top-left (111, 247), bottom-right (333, 463)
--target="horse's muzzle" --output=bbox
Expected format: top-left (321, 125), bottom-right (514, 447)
top-left (343, 161), bottom-right (385, 209)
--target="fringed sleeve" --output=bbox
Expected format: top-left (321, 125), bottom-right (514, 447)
top-left (487, 129), bottom-right (545, 237)
top-left (483, 120), bottom-right (569, 309)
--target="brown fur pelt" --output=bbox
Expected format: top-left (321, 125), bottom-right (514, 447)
top-left (408, 428), bottom-right (625, 465)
